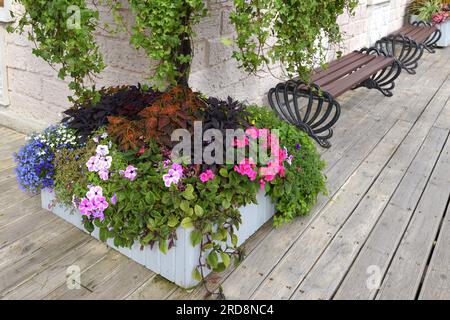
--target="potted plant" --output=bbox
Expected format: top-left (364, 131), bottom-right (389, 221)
top-left (409, 0), bottom-right (450, 47)
top-left (10, 0), bottom-right (356, 292)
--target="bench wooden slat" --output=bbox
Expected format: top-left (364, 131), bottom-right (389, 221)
top-left (314, 55), bottom-right (377, 87)
top-left (412, 27), bottom-right (438, 43)
top-left (311, 52), bottom-right (361, 80)
top-left (324, 56), bottom-right (395, 97)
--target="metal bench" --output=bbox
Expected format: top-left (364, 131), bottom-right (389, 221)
top-left (375, 22), bottom-right (441, 74)
top-left (268, 48), bottom-right (401, 148)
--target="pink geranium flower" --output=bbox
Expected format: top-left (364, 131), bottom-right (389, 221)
top-left (163, 169), bottom-right (182, 188)
top-left (200, 169), bottom-right (215, 183)
top-left (246, 127), bottom-right (260, 139)
top-left (233, 136), bottom-right (249, 148)
top-left (259, 179), bottom-right (266, 190)
top-left (234, 158), bottom-right (258, 181)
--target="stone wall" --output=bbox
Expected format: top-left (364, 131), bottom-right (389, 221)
top-left (0, 0), bottom-right (410, 133)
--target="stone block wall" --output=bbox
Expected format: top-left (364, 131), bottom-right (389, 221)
top-left (0, 0), bottom-right (410, 133)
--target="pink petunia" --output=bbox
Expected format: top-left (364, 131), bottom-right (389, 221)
top-left (97, 156), bottom-right (112, 171)
top-left (93, 196), bottom-right (109, 212)
top-left (163, 169), bottom-right (181, 188)
top-left (122, 165), bottom-right (137, 181)
top-left (86, 156), bottom-right (100, 172)
top-left (79, 198), bottom-right (93, 216)
top-left (96, 145), bottom-right (109, 156)
top-left (98, 170), bottom-right (109, 181)
top-left (86, 186), bottom-right (103, 201)
top-left (92, 211), bottom-right (105, 221)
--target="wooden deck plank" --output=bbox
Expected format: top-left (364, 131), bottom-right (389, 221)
top-left (0, 228), bottom-right (90, 297)
top-left (294, 127), bottom-right (449, 300)
top-left (44, 250), bottom-right (137, 299)
top-left (0, 218), bottom-right (73, 269)
top-left (220, 50), bottom-right (448, 300)
top-left (3, 240), bottom-right (109, 299)
top-left (419, 206), bottom-right (450, 299)
top-left (76, 260), bottom-right (154, 300)
top-left (376, 138), bottom-right (450, 300)
top-left (249, 120), bottom-right (412, 300)
top-left (0, 196), bottom-right (41, 229)
top-left (0, 209), bottom-right (59, 250)
top-left (335, 87), bottom-right (450, 300)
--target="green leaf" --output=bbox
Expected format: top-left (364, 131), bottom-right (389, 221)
top-left (219, 168), bottom-right (229, 177)
top-left (167, 215), bottom-right (179, 228)
top-left (206, 251), bottom-right (219, 269)
top-left (159, 239), bottom-right (168, 254)
top-left (231, 234), bottom-right (238, 247)
top-left (180, 200), bottom-right (190, 212)
top-left (221, 252), bottom-right (231, 268)
top-left (190, 230), bottom-right (202, 247)
top-left (180, 217), bottom-right (194, 229)
top-left (182, 184), bottom-right (196, 200)
top-left (192, 267), bottom-right (202, 282)
top-left (194, 204), bottom-right (204, 217)
top-left (213, 262), bottom-right (227, 273)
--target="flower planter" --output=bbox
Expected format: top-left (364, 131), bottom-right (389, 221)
top-left (410, 15), bottom-right (450, 47)
top-left (41, 188), bottom-right (275, 288)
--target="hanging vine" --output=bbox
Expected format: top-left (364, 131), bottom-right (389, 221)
top-left (231, 0), bottom-right (359, 80)
top-left (9, 0), bottom-right (357, 99)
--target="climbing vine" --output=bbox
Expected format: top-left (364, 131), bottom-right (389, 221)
top-left (9, 0), bottom-right (357, 99)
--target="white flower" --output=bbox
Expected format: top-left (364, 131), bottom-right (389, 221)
top-left (96, 145), bottom-right (109, 156)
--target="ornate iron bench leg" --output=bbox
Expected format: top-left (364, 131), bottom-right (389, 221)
top-left (354, 47), bottom-right (402, 97)
top-left (268, 80), bottom-right (341, 148)
top-left (375, 34), bottom-right (423, 75)
top-left (412, 21), bottom-right (442, 53)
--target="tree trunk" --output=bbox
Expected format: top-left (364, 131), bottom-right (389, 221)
top-left (175, 7), bottom-right (192, 87)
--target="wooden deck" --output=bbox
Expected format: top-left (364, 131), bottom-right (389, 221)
top-left (1, 47), bottom-right (450, 300)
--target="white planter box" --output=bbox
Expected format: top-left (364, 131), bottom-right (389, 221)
top-left (41, 189), bottom-right (275, 288)
top-left (410, 15), bottom-right (450, 47)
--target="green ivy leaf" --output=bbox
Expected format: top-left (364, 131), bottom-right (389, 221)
top-left (221, 252), bottom-right (231, 268)
top-left (206, 251), bottom-right (219, 269)
top-left (231, 234), bottom-right (238, 247)
top-left (192, 267), bottom-right (202, 282)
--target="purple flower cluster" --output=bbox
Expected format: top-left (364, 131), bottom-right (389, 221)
top-left (86, 145), bottom-right (112, 181)
top-left (15, 139), bottom-right (55, 193)
top-left (79, 186), bottom-right (109, 220)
